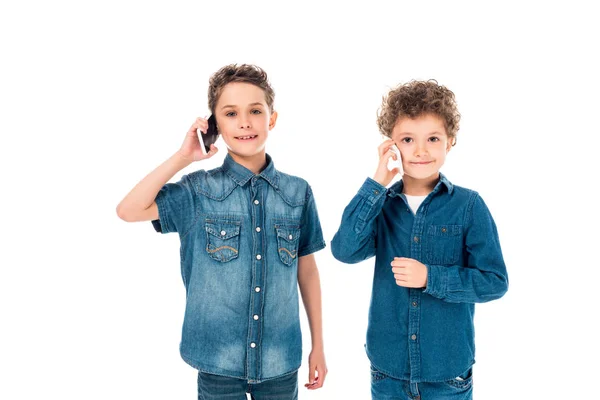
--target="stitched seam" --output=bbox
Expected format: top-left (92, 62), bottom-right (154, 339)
top-left (207, 246), bottom-right (239, 254)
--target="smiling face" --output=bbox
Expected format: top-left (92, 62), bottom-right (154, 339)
top-left (391, 113), bottom-right (452, 183)
top-left (214, 82), bottom-right (277, 166)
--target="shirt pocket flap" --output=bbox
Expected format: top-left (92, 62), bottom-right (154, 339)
top-left (205, 221), bottom-right (241, 240)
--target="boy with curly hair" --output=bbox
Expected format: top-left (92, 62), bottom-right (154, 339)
top-left (331, 80), bottom-right (508, 399)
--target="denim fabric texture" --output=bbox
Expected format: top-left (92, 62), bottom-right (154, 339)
top-left (331, 174), bottom-right (508, 383)
top-left (197, 371), bottom-right (298, 400)
top-left (371, 364), bottom-right (473, 400)
top-left (153, 153), bottom-right (325, 383)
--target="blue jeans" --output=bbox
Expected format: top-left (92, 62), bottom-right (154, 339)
top-left (197, 371), bottom-right (298, 400)
top-left (371, 366), bottom-right (473, 400)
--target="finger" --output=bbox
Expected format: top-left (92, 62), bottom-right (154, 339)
top-left (312, 370), bottom-right (325, 389)
top-left (377, 139), bottom-right (395, 157)
top-left (207, 144), bottom-right (219, 155)
top-left (308, 365), bottom-right (315, 386)
top-left (305, 376), bottom-right (321, 390)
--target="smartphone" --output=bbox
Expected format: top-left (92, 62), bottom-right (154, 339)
top-left (387, 144), bottom-right (403, 172)
top-left (197, 115), bottom-right (219, 154)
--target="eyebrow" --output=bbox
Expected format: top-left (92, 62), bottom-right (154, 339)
top-left (397, 131), bottom-right (444, 136)
top-left (220, 102), bottom-right (265, 110)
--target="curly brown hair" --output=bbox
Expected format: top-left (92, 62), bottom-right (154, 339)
top-left (377, 80), bottom-right (460, 145)
top-left (208, 64), bottom-right (275, 115)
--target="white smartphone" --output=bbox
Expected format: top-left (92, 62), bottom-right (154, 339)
top-left (387, 144), bottom-right (403, 172)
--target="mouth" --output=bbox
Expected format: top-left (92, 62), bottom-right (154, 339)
top-left (235, 135), bottom-right (258, 141)
top-left (410, 161), bottom-right (433, 165)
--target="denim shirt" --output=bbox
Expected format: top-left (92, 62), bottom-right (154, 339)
top-left (331, 174), bottom-right (508, 382)
top-left (152, 154), bottom-right (325, 383)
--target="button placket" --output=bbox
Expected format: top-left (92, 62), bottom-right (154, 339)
top-left (248, 182), bottom-right (264, 380)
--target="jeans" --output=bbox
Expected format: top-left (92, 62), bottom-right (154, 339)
top-left (371, 365), bottom-right (473, 400)
top-left (197, 371), bottom-right (298, 400)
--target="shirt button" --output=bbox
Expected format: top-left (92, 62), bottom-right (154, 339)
top-left (254, 200), bottom-right (259, 205)
top-left (256, 227), bottom-right (261, 232)
top-left (441, 227), bottom-right (447, 233)
top-left (255, 287), bottom-right (261, 292)
top-left (250, 343), bottom-right (256, 348)
top-left (288, 234), bottom-right (293, 240)
top-left (412, 301), bottom-right (418, 307)
top-left (220, 230), bottom-right (226, 236)
top-left (256, 254), bottom-right (262, 260)
top-left (411, 334), bottom-right (417, 340)
top-left (374, 190), bottom-right (379, 195)
top-left (413, 236), bottom-right (419, 243)
top-left (253, 315), bottom-right (259, 320)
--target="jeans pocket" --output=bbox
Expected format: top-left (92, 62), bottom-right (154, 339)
top-left (445, 367), bottom-right (473, 389)
top-left (205, 219), bottom-right (241, 262)
top-left (370, 365), bottom-right (388, 382)
top-left (274, 223), bottom-right (300, 266)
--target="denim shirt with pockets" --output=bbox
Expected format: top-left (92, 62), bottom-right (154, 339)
top-left (331, 174), bottom-right (508, 382)
top-left (152, 153), bottom-right (325, 383)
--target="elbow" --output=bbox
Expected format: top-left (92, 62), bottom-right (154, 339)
top-left (331, 237), bottom-right (360, 264)
top-left (484, 274), bottom-right (509, 302)
top-left (496, 276), bottom-right (509, 299)
top-left (116, 203), bottom-right (134, 222)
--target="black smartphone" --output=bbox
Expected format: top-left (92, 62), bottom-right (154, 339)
top-left (198, 115), bottom-right (219, 154)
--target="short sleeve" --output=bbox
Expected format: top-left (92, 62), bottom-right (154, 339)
top-left (298, 184), bottom-right (326, 257)
top-left (152, 174), bottom-right (198, 234)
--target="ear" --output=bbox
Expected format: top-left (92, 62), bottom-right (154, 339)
top-left (446, 137), bottom-right (455, 153)
top-left (269, 111), bottom-right (278, 130)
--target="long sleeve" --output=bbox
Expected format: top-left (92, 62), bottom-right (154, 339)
top-left (424, 193), bottom-right (508, 303)
top-left (331, 178), bottom-right (387, 264)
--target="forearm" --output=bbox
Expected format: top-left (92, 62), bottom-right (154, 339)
top-left (298, 256), bottom-right (324, 350)
top-left (331, 178), bottom-right (385, 263)
top-left (117, 152), bottom-right (191, 218)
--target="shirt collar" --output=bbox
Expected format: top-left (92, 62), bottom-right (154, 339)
top-left (388, 172), bottom-right (454, 197)
top-left (222, 153), bottom-right (279, 189)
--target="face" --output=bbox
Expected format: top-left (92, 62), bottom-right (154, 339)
top-left (214, 82), bottom-right (277, 161)
top-left (391, 114), bottom-right (452, 181)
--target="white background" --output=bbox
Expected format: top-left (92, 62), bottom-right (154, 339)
top-left (1, 1), bottom-right (599, 399)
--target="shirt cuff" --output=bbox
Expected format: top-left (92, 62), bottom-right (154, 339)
top-left (423, 264), bottom-right (448, 299)
top-left (358, 177), bottom-right (387, 200)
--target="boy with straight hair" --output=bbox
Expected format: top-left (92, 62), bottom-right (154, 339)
top-left (117, 64), bottom-right (327, 399)
top-left (331, 80), bottom-right (508, 399)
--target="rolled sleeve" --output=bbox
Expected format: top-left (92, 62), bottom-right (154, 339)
top-left (298, 184), bottom-right (326, 257)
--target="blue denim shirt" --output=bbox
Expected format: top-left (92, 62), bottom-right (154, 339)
top-left (331, 174), bottom-right (508, 382)
top-left (152, 154), bottom-right (325, 383)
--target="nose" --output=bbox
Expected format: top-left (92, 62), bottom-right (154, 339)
top-left (414, 141), bottom-right (428, 157)
top-left (238, 117), bottom-right (251, 129)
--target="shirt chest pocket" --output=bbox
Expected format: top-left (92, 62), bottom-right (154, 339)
top-left (205, 220), bottom-right (241, 263)
top-left (424, 224), bottom-right (462, 265)
top-left (274, 223), bottom-right (301, 266)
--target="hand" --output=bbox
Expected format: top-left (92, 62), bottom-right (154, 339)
top-left (391, 257), bottom-right (428, 288)
top-left (373, 139), bottom-right (401, 187)
top-left (177, 117), bottom-right (218, 162)
top-left (304, 348), bottom-right (327, 390)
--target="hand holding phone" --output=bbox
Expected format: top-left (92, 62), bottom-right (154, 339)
top-left (374, 139), bottom-right (402, 187)
top-left (197, 115), bottom-right (219, 154)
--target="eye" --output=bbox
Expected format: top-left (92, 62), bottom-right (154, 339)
top-left (400, 137), bottom-right (413, 143)
top-left (250, 109), bottom-right (262, 115)
top-left (225, 111), bottom-right (237, 117)
top-left (429, 137), bottom-right (440, 142)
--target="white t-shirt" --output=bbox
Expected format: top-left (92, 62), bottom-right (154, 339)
top-left (405, 194), bottom-right (427, 215)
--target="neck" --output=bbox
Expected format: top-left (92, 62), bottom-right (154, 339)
top-left (228, 151), bottom-right (267, 175)
top-left (402, 173), bottom-right (439, 196)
